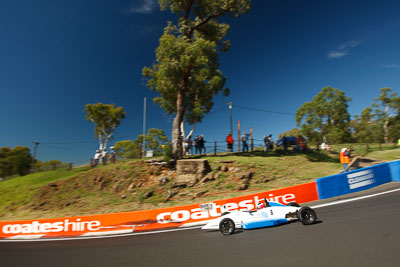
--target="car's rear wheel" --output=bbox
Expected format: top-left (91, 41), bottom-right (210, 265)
top-left (297, 207), bottom-right (317, 225)
top-left (219, 218), bottom-right (235, 235)
top-left (287, 202), bottom-right (300, 207)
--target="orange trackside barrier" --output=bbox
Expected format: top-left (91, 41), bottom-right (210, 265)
top-left (0, 182), bottom-right (318, 239)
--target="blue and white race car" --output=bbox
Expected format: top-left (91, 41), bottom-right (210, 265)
top-left (201, 199), bottom-right (317, 235)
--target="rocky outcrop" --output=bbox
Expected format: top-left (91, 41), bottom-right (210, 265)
top-left (176, 159), bottom-right (212, 184)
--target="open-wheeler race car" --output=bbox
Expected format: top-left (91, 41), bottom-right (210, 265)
top-left (201, 199), bottom-right (317, 235)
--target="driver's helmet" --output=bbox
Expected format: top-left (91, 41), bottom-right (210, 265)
top-left (257, 202), bottom-right (265, 209)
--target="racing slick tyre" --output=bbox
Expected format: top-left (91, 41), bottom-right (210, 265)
top-left (297, 207), bottom-right (317, 225)
top-left (219, 218), bottom-right (236, 236)
top-left (287, 202), bottom-right (300, 207)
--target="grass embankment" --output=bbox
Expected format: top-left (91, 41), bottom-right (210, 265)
top-left (0, 145), bottom-right (398, 221)
top-left (366, 148), bottom-right (400, 161)
top-left (0, 167), bottom-right (91, 220)
top-left (328, 143), bottom-right (399, 158)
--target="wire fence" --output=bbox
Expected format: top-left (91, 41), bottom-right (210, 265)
top-left (173, 140), bottom-right (400, 157)
top-left (181, 138), bottom-right (270, 156)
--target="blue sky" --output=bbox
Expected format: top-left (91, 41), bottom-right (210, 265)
top-left (1, 0), bottom-right (399, 164)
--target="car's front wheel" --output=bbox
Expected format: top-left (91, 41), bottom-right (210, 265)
top-left (297, 207), bottom-right (317, 225)
top-left (219, 218), bottom-right (235, 235)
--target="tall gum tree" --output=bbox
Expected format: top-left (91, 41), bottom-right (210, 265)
top-left (143, 0), bottom-right (251, 160)
top-left (85, 103), bottom-right (126, 151)
top-left (295, 86), bottom-right (352, 144)
top-left (352, 107), bottom-right (383, 143)
top-left (372, 88), bottom-right (399, 143)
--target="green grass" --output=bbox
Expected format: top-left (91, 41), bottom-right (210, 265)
top-left (202, 150), bottom-right (342, 191)
top-left (365, 148), bottom-right (400, 161)
top-left (328, 143), bottom-right (398, 157)
top-left (0, 167), bottom-right (91, 219)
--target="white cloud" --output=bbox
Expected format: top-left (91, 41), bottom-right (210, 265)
top-left (126, 0), bottom-right (157, 14)
top-left (327, 50), bottom-right (348, 59)
top-left (382, 64), bottom-right (400, 69)
top-left (338, 41), bottom-right (360, 50)
top-left (327, 40), bottom-right (360, 59)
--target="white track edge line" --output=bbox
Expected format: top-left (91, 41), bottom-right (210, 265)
top-left (310, 188), bottom-right (400, 209)
top-left (6, 234), bottom-right (45, 240)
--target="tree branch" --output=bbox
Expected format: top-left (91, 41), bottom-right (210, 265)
top-left (188, 3), bottom-right (234, 37)
top-left (184, 0), bottom-right (193, 19)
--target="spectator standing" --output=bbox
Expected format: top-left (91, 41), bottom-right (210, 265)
top-left (241, 132), bottom-right (249, 152)
top-left (184, 138), bottom-right (189, 155)
top-left (94, 150), bottom-right (101, 166)
top-left (340, 148), bottom-right (351, 172)
top-left (296, 136), bottom-right (303, 151)
top-left (198, 135), bottom-right (206, 155)
top-left (101, 149), bottom-right (108, 165)
top-left (268, 134), bottom-right (273, 151)
top-left (264, 134), bottom-right (273, 152)
top-left (110, 146), bottom-right (116, 164)
top-left (186, 136), bottom-right (192, 155)
top-left (263, 135), bottom-right (269, 152)
top-left (282, 135), bottom-right (288, 151)
top-left (226, 132), bottom-right (234, 152)
top-left (194, 135), bottom-right (200, 154)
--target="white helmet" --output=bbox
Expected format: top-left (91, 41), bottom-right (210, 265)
top-left (257, 202), bottom-right (265, 209)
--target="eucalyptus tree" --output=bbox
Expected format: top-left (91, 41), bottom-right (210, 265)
top-left (0, 146), bottom-right (32, 177)
top-left (143, 0), bottom-right (251, 159)
top-left (352, 107), bottom-right (383, 143)
top-left (114, 128), bottom-right (169, 159)
top-left (114, 140), bottom-right (138, 159)
top-left (296, 86), bottom-right (352, 144)
top-left (372, 88), bottom-right (399, 143)
top-left (142, 128), bottom-right (169, 153)
top-left (132, 128), bottom-right (169, 155)
top-left (84, 103), bottom-right (126, 150)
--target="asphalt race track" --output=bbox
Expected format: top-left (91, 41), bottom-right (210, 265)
top-left (1, 184), bottom-right (400, 267)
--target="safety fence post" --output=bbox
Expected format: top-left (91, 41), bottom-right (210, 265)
top-left (250, 127), bottom-right (253, 152)
top-left (214, 141), bottom-right (217, 156)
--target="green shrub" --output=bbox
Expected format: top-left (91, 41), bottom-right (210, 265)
top-left (163, 142), bottom-right (173, 161)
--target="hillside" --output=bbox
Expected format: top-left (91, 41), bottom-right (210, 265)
top-left (0, 145), bottom-right (397, 221)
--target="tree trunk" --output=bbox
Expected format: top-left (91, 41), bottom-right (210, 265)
top-left (186, 124), bottom-right (196, 139)
top-left (172, 66), bottom-right (191, 160)
top-left (172, 91), bottom-right (185, 160)
top-left (180, 121), bottom-right (196, 139)
top-left (383, 118), bottom-right (389, 144)
top-left (104, 136), bottom-right (109, 151)
top-left (104, 131), bottom-right (114, 151)
top-left (180, 121), bottom-right (185, 142)
top-left (98, 134), bottom-right (104, 150)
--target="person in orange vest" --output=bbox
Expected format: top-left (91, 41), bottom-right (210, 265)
top-left (340, 148), bottom-right (351, 172)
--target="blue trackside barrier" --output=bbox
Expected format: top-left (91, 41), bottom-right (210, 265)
top-left (316, 163), bottom-right (393, 199)
top-left (388, 160), bottom-right (400, 182)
